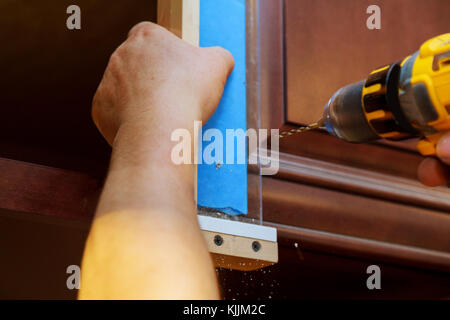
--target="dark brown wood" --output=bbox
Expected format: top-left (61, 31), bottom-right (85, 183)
top-left (1, 212), bottom-right (448, 299)
top-left (281, 0), bottom-right (450, 154)
top-left (217, 245), bottom-right (450, 300)
top-left (271, 223), bottom-right (450, 273)
top-left (279, 127), bottom-right (423, 180)
top-left (262, 176), bottom-right (450, 255)
top-left (255, 0), bottom-right (450, 226)
top-left (0, 0), bottom-right (448, 299)
top-left (246, 0), bottom-right (263, 221)
top-left (0, 212), bottom-right (89, 299)
top-left (1, 156), bottom-right (449, 272)
top-left (259, 0), bottom-right (285, 130)
top-left (258, 0), bottom-right (435, 178)
top-left (284, 0), bottom-right (450, 125)
top-left (270, 151), bottom-right (450, 212)
top-left (0, 0), bottom-right (158, 175)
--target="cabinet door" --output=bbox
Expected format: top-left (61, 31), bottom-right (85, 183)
top-left (285, 0), bottom-right (450, 125)
top-left (260, 0), bottom-right (450, 180)
top-left (257, 0), bottom-right (450, 265)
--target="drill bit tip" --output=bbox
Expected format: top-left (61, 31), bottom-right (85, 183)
top-left (279, 118), bottom-right (325, 138)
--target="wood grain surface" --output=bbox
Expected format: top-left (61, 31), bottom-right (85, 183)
top-left (1, 156), bottom-right (448, 272)
top-left (0, 0), bottom-right (158, 175)
top-left (284, 0), bottom-right (450, 125)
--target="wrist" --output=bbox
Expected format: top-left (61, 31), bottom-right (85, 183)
top-left (100, 118), bottom-right (196, 216)
top-left (111, 103), bottom-right (201, 166)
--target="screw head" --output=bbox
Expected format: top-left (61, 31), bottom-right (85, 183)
top-left (252, 241), bottom-right (261, 252)
top-left (214, 235), bottom-right (223, 246)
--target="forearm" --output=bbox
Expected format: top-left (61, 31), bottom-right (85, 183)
top-left (79, 21), bottom-right (233, 299)
top-left (79, 120), bottom-right (219, 299)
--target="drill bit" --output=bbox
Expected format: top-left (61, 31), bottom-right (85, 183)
top-left (279, 119), bottom-right (325, 138)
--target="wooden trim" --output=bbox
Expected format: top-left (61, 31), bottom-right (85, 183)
top-left (269, 222), bottom-right (450, 273)
top-left (255, 0), bottom-right (449, 217)
top-left (157, 0), bottom-right (199, 46)
top-left (2, 156), bottom-right (449, 271)
top-left (198, 215), bottom-right (276, 242)
top-left (0, 157), bottom-right (99, 220)
top-left (0, 157), bottom-right (279, 270)
top-left (204, 231), bottom-right (278, 271)
top-left (259, 0), bottom-right (285, 130)
top-left (158, 0), bottom-right (200, 207)
top-left (262, 176), bottom-right (450, 254)
top-left (246, 0), bottom-right (260, 133)
top-left (278, 126), bottom-right (425, 180)
top-left (246, 0), bottom-right (264, 220)
top-left (182, 0), bottom-right (200, 46)
top-left (199, 214), bottom-right (278, 269)
top-left (262, 150), bottom-right (450, 212)
top-left (157, 0), bottom-right (182, 38)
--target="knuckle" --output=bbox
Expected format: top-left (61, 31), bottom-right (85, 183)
top-left (106, 50), bottom-right (124, 75)
top-left (108, 51), bottom-right (120, 66)
top-left (129, 21), bottom-right (162, 39)
top-left (91, 93), bottom-right (102, 123)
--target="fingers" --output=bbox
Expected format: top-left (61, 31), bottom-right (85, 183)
top-left (418, 133), bottom-right (450, 186)
top-left (417, 157), bottom-right (449, 187)
top-left (436, 132), bottom-right (450, 165)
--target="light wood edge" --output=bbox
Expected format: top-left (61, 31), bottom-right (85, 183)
top-left (157, 0), bottom-right (182, 38)
top-left (182, 0), bottom-right (200, 46)
top-left (202, 230), bottom-right (278, 271)
top-left (157, 0), bottom-right (200, 204)
top-left (157, 0), bottom-right (199, 45)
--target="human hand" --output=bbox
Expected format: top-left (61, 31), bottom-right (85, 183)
top-left (417, 133), bottom-right (450, 187)
top-left (83, 24), bottom-right (233, 300)
top-left (91, 21), bottom-right (234, 146)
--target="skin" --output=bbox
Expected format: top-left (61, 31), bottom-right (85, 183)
top-left (418, 132), bottom-right (450, 187)
top-left (79, 22), bottom-right (234, 299)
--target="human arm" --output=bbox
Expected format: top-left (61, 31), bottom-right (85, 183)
top-left (78, 22), bottom-right (234, 299)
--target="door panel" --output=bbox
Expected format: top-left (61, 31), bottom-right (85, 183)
top-left (256, 0), bottom-right (450, 271)
top-left (285, 0), bottom-right (450, 125)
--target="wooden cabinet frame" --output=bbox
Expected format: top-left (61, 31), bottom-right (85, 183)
top-left (157, 0), bottom-right (199, 46)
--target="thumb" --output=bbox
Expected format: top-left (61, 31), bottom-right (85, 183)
top-left (436, 132), bottom-right (450, 165)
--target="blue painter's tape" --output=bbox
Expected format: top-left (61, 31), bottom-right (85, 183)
top-left (197, 0), bottom-right (247, 215)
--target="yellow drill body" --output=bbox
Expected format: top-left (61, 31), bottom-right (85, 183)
top-left (323, 33), bottom-right (450, 156)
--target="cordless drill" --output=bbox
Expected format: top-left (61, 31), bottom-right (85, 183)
top-left (321, 33), bottom-right (450, 156)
